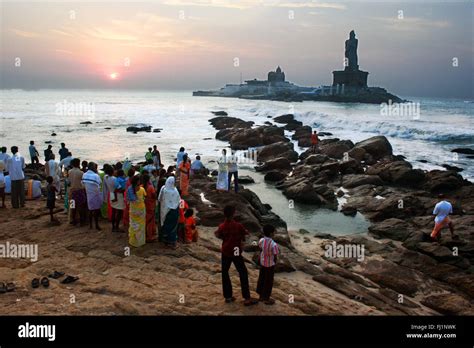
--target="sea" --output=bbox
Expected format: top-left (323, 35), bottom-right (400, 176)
top-left (1, 89), bottom-right (473, 235)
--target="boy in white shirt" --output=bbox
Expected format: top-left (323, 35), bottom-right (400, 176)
top-left (431, 194), bottom-right (456, 241)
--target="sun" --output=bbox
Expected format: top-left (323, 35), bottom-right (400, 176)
top-left (109, 72), bottom-right (118, 80)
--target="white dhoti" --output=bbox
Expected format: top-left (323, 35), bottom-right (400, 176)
top-left (216, 170), bottom-right (228, 191)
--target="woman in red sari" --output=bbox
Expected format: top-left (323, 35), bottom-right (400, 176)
top-left (142, 173), bottom-right (157, 242)
top-left (122, 167), bottom-right (135, 228)
top-left (178, 154), bottom-right (191, 196)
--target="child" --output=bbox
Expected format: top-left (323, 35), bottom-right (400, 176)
top-left (46, 176), bottom-right (58, 222)
top-left (256, 224), bottom-right (279, 305)
top-left (177, 190), bottom-right (188, 243)
top-left (112, 169), bottom-right (126, 202)
top-left (184, 208), bottom-right (198, 243)
top-left (215, 205), bottom-right (258, 306)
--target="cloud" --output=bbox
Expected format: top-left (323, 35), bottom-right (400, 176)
top-left (9, 28), bottom-right (40, 38)
top-left (162, 0), bottom-right (346, 10)
top-left (370, 16), bottom-right (450, 31)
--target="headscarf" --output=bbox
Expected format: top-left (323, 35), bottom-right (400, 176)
top-left (159, 176), bottom-right (181, 225)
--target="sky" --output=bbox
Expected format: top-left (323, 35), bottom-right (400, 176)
top-left (0, 0), bottom-right (472, 98)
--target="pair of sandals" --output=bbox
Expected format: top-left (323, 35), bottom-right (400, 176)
top-left (49, 271), bottom-right (79, 284)
top-left (0, 282), bottom-right (15, 293)
top-left (32, 271), bottom-right (79, 289)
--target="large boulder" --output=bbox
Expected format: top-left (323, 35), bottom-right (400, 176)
top-left (353, 136), bottom-right (393, 160)
top-left (319, 140), bottom-right (354, 159)
top-left (283, 180), bottom-right (336, 208)
top-left (209, 116), bottom-right (254, 130)
top-left (366, 160), bottom-right (425, 187)
top-left (257, 141), bottom-right (298, 162)
top-left (273, 114), bottom-right (294, 123)
top-left (229, 126), bottom-right (287, 150)
top-left (264, 170), bottom-right (287, 182)
top-left (256, 157), bottom-right (292, 172)
top-left (369, 218), bottom-right (412, 241)
top-left (423, 170), bottom-right (466, 193)
top-left (305, 154), bottom-right (328, 165)
top-left (342, 174), bottom-right (383, 188)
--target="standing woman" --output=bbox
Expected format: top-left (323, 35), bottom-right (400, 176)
top-left (178, 154), bottom-right (191, 196)
top-left (158, 176), bottom-right (181, 248)
top-left (122, 167), bottom-right (136, 229)
top-left (141, 173), bottom-right (157, 242)
top-left (127, 175), bottom-right (146, 248)
top-left (216, 149), bottom-right (228, 191)
top-left (81, 162), bottom-right (103, 231)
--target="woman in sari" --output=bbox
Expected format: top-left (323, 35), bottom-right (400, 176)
top-left (141, 173), bottom-right (157, 242)
top-left (122, 167), bottom-right (136, 229)
top-left (158, 176), bottom-right (181, 248)
top-left (216, 149), bottom-right (228, 191)
top-left (178, 154), bottom-right (191, 196)
top-left (128, 175), bottom-right (146, 248)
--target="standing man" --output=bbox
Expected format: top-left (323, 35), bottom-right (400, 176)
top-left (59, 143), bottom-right (69, 161)
top-left (28, 141), bottom-right (40, 166)
top-left (152, 145), bottom-right (161, 169)
top-left (7, 146), bottom-right (25, 208)
top-left (44, 145), bottom-right (53, 162)
top-left (227, 150), bottom-right (239, 193)
top-left (215, 205), bottom-right (258, 306)
top-left (431, 194), bottom-right (456, 241)
top-left (311, 130), bottom-right (319, 153)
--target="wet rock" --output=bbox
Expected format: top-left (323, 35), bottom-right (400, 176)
top-left (211, 111), bottom-right (228, 116)
top-left (238, 175), bottom-right (255, 184)
top-left (342, 174), bottom-right (383, 188)
top-left (366, 160), bottom-right (425, 187)
top-left (339, 158), bottom-right (363, 175)
top-left (451, 148), bottom-right (474, 155)
top-left (80, 121), bottom-right (93, 125)
top-left (305, 154), bottom-right (328, 165)
top-left (209, 116), bottom-right (253, 130)
top-left (319, 140), bottom-right (354, 159)
top-left (353, 136), bottom-right (393, 160)
top-left (442, 164), bottom-right (463, 172)
top-left (297, 137), bottom-right (312, 147)
top-left (273, 114), bottom-right (294, 123)
top-left (257, 141), bottom-right (298, 162)
top-left (229, 126), bottom-right (287, 150)
top-left (256, 157), bottom-right (292, 172)
top-left (341, 205), bottom-right (357, 216)
top-left (423, 170), bottom-right (466, 193)
top-left (126, 125), bottom-right (152, 133)
top-left (369, 218), bottom-right (412, 241)
top-left (264, 170), bottom-right (287, 182)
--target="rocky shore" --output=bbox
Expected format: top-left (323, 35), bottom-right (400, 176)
top-left (0, 111), bottom-right (472, 316)
top-left (208, 112), bottom-right (474, 315)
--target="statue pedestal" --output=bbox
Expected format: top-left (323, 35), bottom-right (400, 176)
top-left (332, 69), bottom-right (368, 88)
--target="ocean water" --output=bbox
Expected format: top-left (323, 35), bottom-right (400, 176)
top-left (1, 89), bottom-right (472, 234)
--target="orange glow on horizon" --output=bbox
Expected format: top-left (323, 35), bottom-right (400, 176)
top-left (109, 72), bottom-right (119, 80)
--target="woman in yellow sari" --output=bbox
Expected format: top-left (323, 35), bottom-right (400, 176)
top-left (178, 154), bottom-right (190, 196)
top-left (127, 175), bottom-right (146, 248)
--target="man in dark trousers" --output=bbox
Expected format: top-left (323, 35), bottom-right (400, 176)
top-left (215, 205), bottom-right (258, 306)
top-left (6, 146), bottom-right (25, 208)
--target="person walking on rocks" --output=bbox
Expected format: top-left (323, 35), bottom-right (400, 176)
top-left (215, 205), bottom-right (258, 306)
top-left (28, 140), bottom-right (40, 166)
top-left (431, 194), bottom-right (457, 241)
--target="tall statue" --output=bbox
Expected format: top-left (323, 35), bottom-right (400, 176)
top-left (345, 30), bottom-right (358, 71)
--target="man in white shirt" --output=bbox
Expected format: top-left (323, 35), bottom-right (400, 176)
top-left (431, 194), bottom-right (456, 240)
top-left (227, 150), bottom-right (239, 193)
top-left (59, 152), bottom-right (73, 173)
top-left (6, 146), bottom-right (25, 208)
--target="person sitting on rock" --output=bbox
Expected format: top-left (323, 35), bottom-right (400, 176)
top-left (430, 194), bottom-right (457, 241)
top-left (191, 155), bottom-right (205, 175)
top-left (215, 205), bottom-right (258, 306)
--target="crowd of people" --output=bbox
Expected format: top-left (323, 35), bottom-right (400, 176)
top-left (0, 139), bottom-right (458, 306)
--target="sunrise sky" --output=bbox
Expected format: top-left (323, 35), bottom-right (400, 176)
top-left (1, 0), bottom-right (472, 98)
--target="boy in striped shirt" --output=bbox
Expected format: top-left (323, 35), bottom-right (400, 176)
top-left (257, 224), bottom-right (279, 305)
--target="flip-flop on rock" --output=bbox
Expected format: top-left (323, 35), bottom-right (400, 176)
top-left (0, 282), bottom-right (6, 294)
top-left (32, 278), bottom-right (40, 288)
top-left (48, 271), bottom-right (65, 279)
top-left (6, 282), bottom-right (15, 292)
top-left (61, 275), bottom-right (79, 284)
top-left (41, 277), bottom-right (49, 288)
